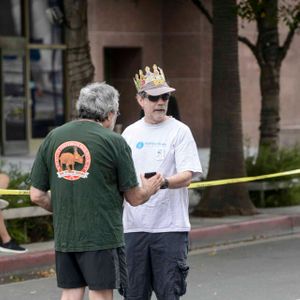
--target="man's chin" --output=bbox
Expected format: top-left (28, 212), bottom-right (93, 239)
top-left (152, 113), bottom-right (167, 123)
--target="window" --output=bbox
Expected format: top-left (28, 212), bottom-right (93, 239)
top-left (30, 48), bottom-right (64, 138)
top-left (29, 0), bottom-right (63, 45)
top-left (0, 1), bottom-right (22, 37)
top-left (2, 54), bottom-right (26, 140)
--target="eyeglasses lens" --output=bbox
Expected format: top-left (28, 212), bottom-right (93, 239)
top-left (147, 93), bottom-right (170, 102)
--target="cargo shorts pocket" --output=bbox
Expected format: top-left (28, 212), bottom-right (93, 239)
top-left (174, 261), bottom-right (189, 296)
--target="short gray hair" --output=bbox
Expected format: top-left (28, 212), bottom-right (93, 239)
top-left (76, 82), bottom-right (119, 122)
top-left (138, 91), bottom-right (148, 98)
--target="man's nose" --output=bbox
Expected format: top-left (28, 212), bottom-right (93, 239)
top-left (157, 98), bottom-right (166, 104)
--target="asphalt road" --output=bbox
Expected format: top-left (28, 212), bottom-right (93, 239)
top-left (1, 234), bottom-right (300, 300)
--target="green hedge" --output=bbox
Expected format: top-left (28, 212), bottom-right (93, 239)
top-left (0, 161), bottom-right (53, 244)
top-left (246, 146), bottom-right (300, 208)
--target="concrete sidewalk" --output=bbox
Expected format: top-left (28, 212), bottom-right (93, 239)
top-left (1, 205), bottom-right (300, 278)
top-left (189, 205), bottom-right (300, 249)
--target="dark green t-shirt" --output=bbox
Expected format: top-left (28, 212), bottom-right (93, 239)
top-left (30, 120), bottom-right (138, 252)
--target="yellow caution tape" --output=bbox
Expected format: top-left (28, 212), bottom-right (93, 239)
top-left (189, 168), bottom-right (300, 189)
top-left (0, 169), bottom-right (300, 196)
top-left (0, 189), bottom-right (30, 196)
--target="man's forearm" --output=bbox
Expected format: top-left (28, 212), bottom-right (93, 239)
top-left (30, 187), bottom-right (52, 212)
top-left (165, 171), bottom-right (193, 189)
top-left (124, 186), bottom-right (150, 206)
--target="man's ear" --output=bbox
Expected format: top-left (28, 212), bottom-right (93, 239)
top-left (102, 112), bottom-right (113, 128)
top-left (136, 94), bottom-right (144, 108)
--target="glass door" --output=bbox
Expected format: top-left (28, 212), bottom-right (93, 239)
top-left (0, 38), bottom-right (28, 155)
top-left (27, 0), bottom-right (66, 153)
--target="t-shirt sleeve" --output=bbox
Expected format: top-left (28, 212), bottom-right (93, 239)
top-left (116, 137), bottom-right (139, 191)
top-left (30, 140), bottom-right (50, 192)
top-left (175, 127), bottom-right (202, 177)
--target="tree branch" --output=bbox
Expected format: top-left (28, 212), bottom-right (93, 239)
top-left (191, 0), bottom-right (213, 24)
top-left (279, 27), bottom-right (297, 62)
top-left (238, 35), bottom-right (260, 62)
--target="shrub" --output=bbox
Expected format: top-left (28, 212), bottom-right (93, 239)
top-left (0, 161), bottom-right (53, 243)
top-left (245, 146), bottom-right (300, 208)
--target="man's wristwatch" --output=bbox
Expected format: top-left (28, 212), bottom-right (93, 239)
top-left (160, 178), bottom-right (169, 189)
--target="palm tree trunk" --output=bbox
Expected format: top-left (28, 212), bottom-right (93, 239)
top-left (63, 0), bottom-right (95, 118)
top-left (193, 0), bottom-right (257, 217)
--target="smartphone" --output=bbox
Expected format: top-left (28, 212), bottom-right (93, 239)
top-left (144, 172), bottom-right (157, 178)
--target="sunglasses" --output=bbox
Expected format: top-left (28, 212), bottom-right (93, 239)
top-left (147, 93), bottom-right (170, 102)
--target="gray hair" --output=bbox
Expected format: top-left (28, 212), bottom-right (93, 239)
top-left (76, 82), bottom-right (119, 122)
top-left (138, 91), bottom-right (148, 98)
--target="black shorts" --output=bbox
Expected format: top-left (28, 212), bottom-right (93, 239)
top-left (55, 247), bottom-right (127, 291)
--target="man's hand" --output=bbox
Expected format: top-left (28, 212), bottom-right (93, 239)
top-left (140, 172), bottom-right (164, 197)
top-left (124, 173), bottom-right (164, 206)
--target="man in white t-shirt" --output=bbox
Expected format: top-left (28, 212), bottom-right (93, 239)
top-left (121, 64), bottom-right (202, 300)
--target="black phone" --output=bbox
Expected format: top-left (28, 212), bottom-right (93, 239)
top-left (144, 172), bottom-right (157, 178)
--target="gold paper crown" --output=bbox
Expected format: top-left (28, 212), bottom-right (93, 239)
top-left (133, 64), bottom-right (166, 91)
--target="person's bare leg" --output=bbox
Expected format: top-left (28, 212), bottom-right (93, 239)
top-left (0, 211), bottom-right (11, 243)
top-left (61, 287), bottom-right (85, 300)
top-left (0, 173), bottom-right (11, 243)
top-left (0, 173), bottom-right (10, 189)
top-left (89, 289), bottom-right (113, 300)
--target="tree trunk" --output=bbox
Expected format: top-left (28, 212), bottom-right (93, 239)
top-left (192, 0), bottom-right (257, 217)
top-left (256, 0), bottom-right (281, 152)
top-left (63, 0), bottom-right (95, 118)
top-left (259, 64), bottom-right (281, 152)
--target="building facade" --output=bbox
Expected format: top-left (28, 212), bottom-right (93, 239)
top-left (0, 0), bottom-right (66, 155)
top-left (0, 0), bottom-right (299, 156)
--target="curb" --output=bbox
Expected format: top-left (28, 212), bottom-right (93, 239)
top-left (2, 215), bottom-right (300, 276)
top-left (0, 250), bottom-right (55, 276)
top-left (189, 215), bottom-right (300, 250)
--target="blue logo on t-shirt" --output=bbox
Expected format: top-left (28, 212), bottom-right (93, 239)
top-left (136, 141), bottom-right (144, 149)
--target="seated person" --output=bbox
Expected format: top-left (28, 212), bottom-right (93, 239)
top-left (0, 173), bottom-right (27, 254)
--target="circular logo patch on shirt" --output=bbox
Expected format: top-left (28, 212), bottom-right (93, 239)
top-left (136, 141), bottom-right (144, 149)
top-left (54, 141), bottom-right (91, 181)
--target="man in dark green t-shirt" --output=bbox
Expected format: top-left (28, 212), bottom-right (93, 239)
top-left (30, 82), bottom-right (163, 300)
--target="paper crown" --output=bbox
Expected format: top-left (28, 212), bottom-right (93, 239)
top-left (133, 64), bottom-right (166, 92)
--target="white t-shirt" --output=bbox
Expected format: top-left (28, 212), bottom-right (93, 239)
top-left (122, 117), bottom-right (202, 233)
